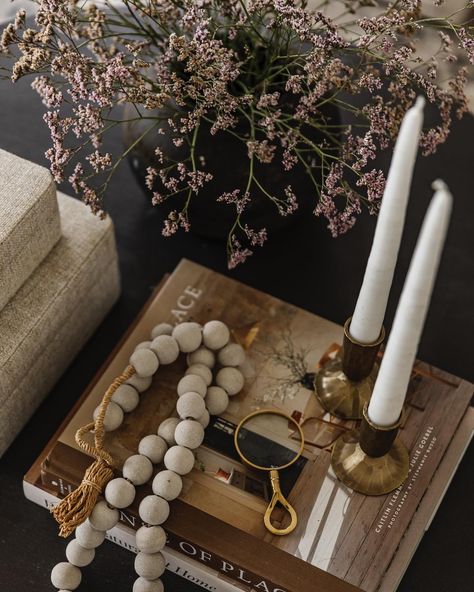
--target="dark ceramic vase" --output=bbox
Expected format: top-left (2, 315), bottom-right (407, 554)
top-left (124, 100), bottom-right (340, 241)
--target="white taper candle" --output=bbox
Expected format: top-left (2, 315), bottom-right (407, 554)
top-left (350, 97), bottom-right (425, 344)
top-left (367, 181), bottom-right (453, 427)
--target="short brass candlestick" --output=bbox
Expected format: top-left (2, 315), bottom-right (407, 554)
top-left (331, 405), bottom-right (409, 496)
top-left (315, 318), bottom-right (385, 420)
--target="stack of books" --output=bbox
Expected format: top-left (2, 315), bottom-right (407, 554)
top-left (24, 260), bottom-right (473, 591)
top-left (0, 149), bottom-right (120, 456)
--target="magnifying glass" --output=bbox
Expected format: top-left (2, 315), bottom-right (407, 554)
top-left (234, 409), bottom-right (304, 536)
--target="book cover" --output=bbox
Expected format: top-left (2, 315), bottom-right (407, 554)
top-left (24, 405), bottom-right (474, 592)
top-left (24, 259), bottom-right (473, 592)
top-left (22, 478), bottom-right (242, 592)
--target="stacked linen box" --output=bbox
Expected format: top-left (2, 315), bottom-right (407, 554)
top-left (0, 149), bottom-right (121, 455)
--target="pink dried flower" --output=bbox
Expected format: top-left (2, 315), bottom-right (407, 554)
top-left (257, 92), bottom-right (280, 109)
top-left (244, 225), bottom-right (268, 247)
top-left (87, 151), bottom-right (112, 173)
top-left (217, 190), bottom-right (251, 215)
top-left (458, 28), bottom-right (474, 65)
top-left (152, 192), bottom-right (164, 205)
top-left (145, 167), bottom-right (158, 190)
top-left (228, 236), bottom-right (253, 269)
top-left (247, 140), bottom-right (276, 164)
top-left (31, 76), bottom-right (63, 108)
top-left (1, 0), bottom-right (471, 268)
top-left (281, 185), bottom-right (299, 216)
top-left (356, 170), bottom-right (386, 212)
top-left (314, 194), bottom-right (361, 238)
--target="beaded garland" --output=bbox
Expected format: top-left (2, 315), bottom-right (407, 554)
top-left (50, 320), bottom-right (245, 592)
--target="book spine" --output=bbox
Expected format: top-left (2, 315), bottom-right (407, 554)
top-left (22, 480), bottom-right (242, 592)
top-left (40, 468), bottom-right (265, 592)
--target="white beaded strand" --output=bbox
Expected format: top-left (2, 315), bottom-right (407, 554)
top-left (50, 320), bottom-right (245, 592)
top-left (152, 470), bottom-right (183, 501)
top-left (111, 384), bottom-right (140, 413)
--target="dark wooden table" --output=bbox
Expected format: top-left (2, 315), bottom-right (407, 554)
top-left (0, 74), bottom-right (473, 592)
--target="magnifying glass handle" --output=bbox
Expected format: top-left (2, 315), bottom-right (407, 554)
top-left (264, 470), bottom-right (298, 536)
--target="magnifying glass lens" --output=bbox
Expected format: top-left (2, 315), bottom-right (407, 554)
top-left (236, 412), bottom-right (301, 471)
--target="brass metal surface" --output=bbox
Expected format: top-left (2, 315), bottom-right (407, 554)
top-left (234, 409), bottom-right (304, 535)
top-left (315, 318), bottom-right (384, 420)
top-left (264, 469), bottom-right (298, 536)
top-left (331, 406), bottom-right (409, 496)
top-left (315, 355), bottom-right (378, 420)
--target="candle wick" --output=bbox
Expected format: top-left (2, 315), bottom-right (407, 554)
top-left (432, 179), bottom-right (448, 192)
top-left (414, 96), bottom-right (426, 110)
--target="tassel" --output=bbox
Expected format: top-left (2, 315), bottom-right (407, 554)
top-left (51, 458), bottom-right (114, 538)
top-left (50, 365), bottom-right (136, 538)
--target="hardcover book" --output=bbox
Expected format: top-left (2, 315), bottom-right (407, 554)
top-left (24, 259), bottom-right (474, 592)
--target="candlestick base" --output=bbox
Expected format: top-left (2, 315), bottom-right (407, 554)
top-left (315, 319), bottom-right (384, 420)
top-left (331, 407), bottom-right (409, 496)
top-left (315, 356), bottom-right (378, 420)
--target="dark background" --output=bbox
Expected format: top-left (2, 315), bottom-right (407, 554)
top-left (0, 73), bottom-right (473, 592)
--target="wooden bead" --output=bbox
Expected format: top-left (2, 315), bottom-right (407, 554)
top-left (134, 551), bottom-right (166, 580)
top-left (176, 392), bottom-right (205, 420)
top-left (177, 374), bottom-right (207, 397)
top-left (135, 341), bottom-right (152, 351)
top-left (202, 320), bottom-right (230, 350)
top-left (138, 435), bottom-right (167, 464)
top-left (93, 401), bottom-right (123, 432)
top-left (112, 384), bottom-right (140, 413)
top-left (164, 445), bottom-right (195, 475)
top-left (185, 363), bottom-right (212, 386)
top-left (216, 367), bottom-right (245, 395)
top-left (133, 577), bottom-right (164, 592)
top-left (197, 409), bottom-right (210, 428)
top-left (66, 540), bottom-right (95, 567)
top-left (75, 522), bottom-right (106, 549)
top-left (174, 420), bottom-right (205, 449)
top-left (130, 348), bottom-right (159, 378)
top-left (152, 470), bottom-right (183, 501)
top-left (150, 334), bottom-right (180, 365)
top-left (104, 477), bottom-right (136, 509)
top-left (186, 347), bottom-right (215, 368)
top-left (88, 500), bottom-right (119, 531)
top-left (151, 323), bottom-right (173, 339)
top-left (157, 417), bottom-right (180, 446)
top-left (205, 386), bottom-right (229, 415)
top-left (138, 495), bottom-right (170, 526)
top-left (217, 343), bottom-right (246, 367)
top-left (126, 374), bottom-right (152, 393)
top-left (172, 322), bottom-right (202, 353)
top-left (51, 562), bottom-right (82, 590)
top-left (135, 525), bottom-right (166, 554)
top-left (123, 454), bottom-right (154, 486)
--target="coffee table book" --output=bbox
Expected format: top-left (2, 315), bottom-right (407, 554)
top-left (23, 259), bottom-right (473, 592)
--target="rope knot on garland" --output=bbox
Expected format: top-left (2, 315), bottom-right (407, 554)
top-left (51, 365), bottom-right (136, 537)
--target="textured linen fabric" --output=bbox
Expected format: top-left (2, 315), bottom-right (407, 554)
top-left (0, 148), bottom-right (61, 311)
top-left (0, 192), bottom-right (121, 456)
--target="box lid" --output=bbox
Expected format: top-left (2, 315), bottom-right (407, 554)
top-left (0, 149), bottom-right (61, 311)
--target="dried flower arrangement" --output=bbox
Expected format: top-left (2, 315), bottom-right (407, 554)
top-left (1, 1), bottom-right (472, 267)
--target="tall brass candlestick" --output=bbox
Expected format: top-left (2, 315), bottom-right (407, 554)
top-left (331, 404), bottom-right (409, 496)
top-left (315, 318), bottom-right (385, 420)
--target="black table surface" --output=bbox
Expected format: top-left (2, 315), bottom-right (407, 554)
top-left (0, 75), bottom-right (473, 592)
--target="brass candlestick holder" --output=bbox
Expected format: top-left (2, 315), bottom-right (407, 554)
top-left (331, 405), bottom-right (409, 496)
top-left (315, 317), bottom-right (385, 420)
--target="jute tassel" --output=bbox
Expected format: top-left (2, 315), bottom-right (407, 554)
top-left (51, 365), bottom-right (136, 538)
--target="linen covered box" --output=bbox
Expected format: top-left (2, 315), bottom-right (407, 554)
top-left (0, 149), bottom-right (61, 311)
top-left (0, 192), bottom-right (121, 455)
